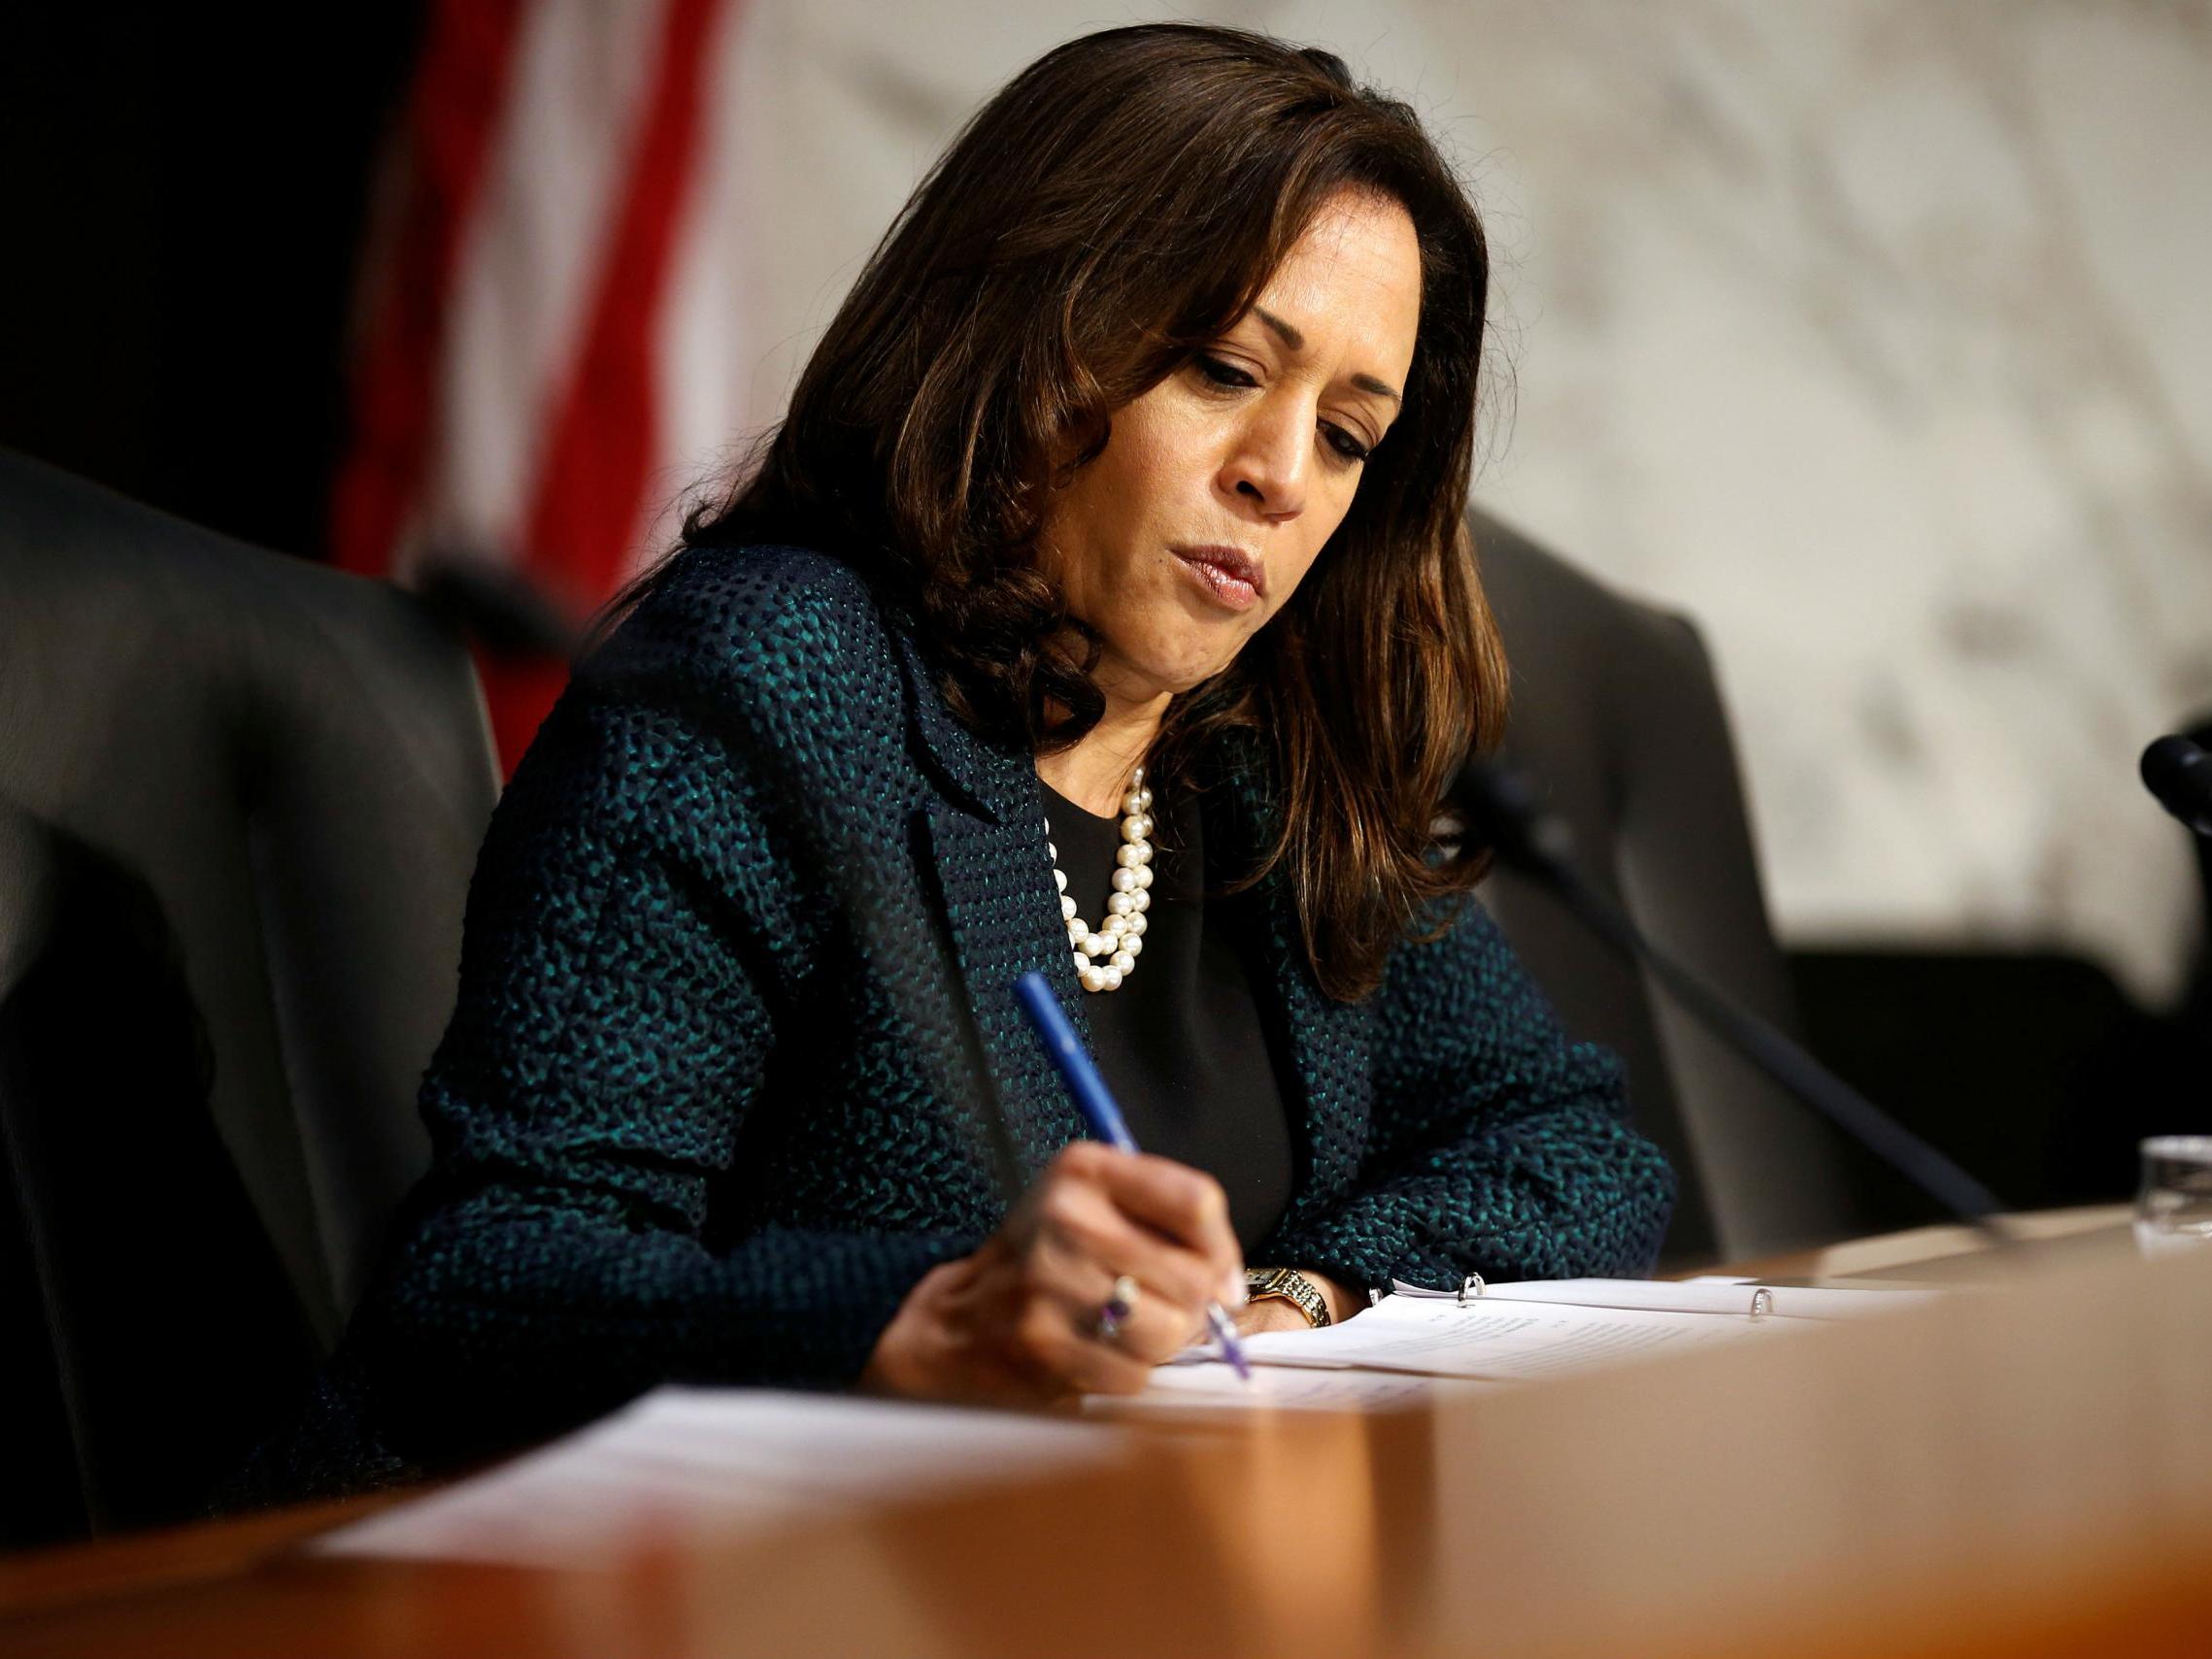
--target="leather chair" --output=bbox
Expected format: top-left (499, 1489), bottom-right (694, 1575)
top-left (1470, 508), bottom-right (1872, 1267)
top-left (0, 451), bottom-right (496, 1544)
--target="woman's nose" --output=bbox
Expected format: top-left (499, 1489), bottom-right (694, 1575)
top-left (1220, 400), bottom-right (1309, 521)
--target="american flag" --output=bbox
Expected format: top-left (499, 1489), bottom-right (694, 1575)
top-left (330, 0), bottom-right (752, 771)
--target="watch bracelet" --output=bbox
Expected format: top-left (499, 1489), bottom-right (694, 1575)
top-left (1245, 1266), bottom-right (1332, 1328)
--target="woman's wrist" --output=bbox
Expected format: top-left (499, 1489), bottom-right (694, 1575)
top-left (1303, 1270), bottom-right (1359, 1326)
top-left (1244, 1266), bottom-right (1359, 1327)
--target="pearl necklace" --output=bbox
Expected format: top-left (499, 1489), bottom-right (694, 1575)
top-left (1046, 765), bottom-right (1155, 992)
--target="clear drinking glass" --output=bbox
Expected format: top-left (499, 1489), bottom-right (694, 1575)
top-left (2134, 1136), bottom-right (2212, 1259)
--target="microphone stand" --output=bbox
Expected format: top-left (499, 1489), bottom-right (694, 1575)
top-left (1456, 761), bottom-right (2010, 1242)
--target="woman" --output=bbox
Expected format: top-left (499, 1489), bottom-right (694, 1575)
top-left (258, 22), bottom-right (1671, 1491)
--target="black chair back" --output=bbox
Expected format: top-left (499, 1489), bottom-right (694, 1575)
top-left (1472, 509), bottom-right (1868, 1266)
top-left (0, 452), bottom-right (496, 1542)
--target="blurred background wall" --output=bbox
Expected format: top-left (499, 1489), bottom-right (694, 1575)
top-left (688, 0), bottom-right (2212, 1016)
top-left (4, 1), bottom-right (2206, 1207)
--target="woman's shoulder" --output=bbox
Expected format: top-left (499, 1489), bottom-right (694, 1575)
top-left (498, 537), bottom-right (924, 869)
top-left (608, 538), bottom-right (892, 656)
top-left (582, 540), bottom-right (908, 713)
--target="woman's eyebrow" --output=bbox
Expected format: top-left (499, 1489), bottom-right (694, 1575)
top-left (1253, 306), bottom-right (1307, 352)
top-left (1252, 306), bottom-right (1401, 406)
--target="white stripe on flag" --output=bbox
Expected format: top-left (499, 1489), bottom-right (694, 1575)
top-left (419, 0), bottom-right (674, 581)
top-left (633, 0), bottom-right (756, 583)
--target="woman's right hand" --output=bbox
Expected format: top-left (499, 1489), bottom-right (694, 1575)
top-left (860, 1141), bottom-right (1244, 1404)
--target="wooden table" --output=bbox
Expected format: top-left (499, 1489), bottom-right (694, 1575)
top-left (5, 1208), bottom-right (2208, 1659)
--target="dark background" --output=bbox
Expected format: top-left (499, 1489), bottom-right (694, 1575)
top-left (4, 3), bottom-right (2206, 1226)
top-left (0, 6), bottom-right (424, 558)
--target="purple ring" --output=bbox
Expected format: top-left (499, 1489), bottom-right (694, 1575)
top-left (1093, 1275), bottom-right (1139, 1342)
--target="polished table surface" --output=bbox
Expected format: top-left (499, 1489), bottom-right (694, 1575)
top-left (5, 1207), bottom-right (2209, 1658)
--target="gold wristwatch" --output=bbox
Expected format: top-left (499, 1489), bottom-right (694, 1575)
top-left (1245, 1266), bottom-right (1333, 1328)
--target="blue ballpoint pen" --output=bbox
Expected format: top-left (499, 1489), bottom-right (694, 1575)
top-left (1012, 970), bottom-right (1253, 1381)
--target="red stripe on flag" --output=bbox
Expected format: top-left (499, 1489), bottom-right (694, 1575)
top-left (522, 0), bottom-right (729, 611)
top-left (489, 0), bottom-right (730, 770)
top-left (330, 1), bottom-right (530, 577)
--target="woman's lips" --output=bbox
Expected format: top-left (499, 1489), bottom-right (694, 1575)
top-left (1170, 544), bottom-right (1266, 613)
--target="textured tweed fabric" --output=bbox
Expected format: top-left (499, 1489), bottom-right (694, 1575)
top-left (244, 540), bottom-right (1673, 1494)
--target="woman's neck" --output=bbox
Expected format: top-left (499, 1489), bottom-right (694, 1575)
top-left (1035, 687), bottom-right (1169, 817)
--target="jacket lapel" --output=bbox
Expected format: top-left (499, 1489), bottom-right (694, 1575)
top-left (1200, 736), bottom-right (1375, 1240)
top-left (897, 633), bottom-right (1089, 1192)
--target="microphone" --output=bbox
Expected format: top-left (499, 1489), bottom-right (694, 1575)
top-left (1451, 756), bottom-right (2007, 1237)
top-left (2142, 736), bottom-right (2212, 837)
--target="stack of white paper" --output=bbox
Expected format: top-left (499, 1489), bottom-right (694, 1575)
top-left (317, 1387), bottom-right (1128, 1570)
top-left (1111, 1362), bottom-right (1498, 1413)
top-left (1161, 1277), bottom-right (1937, 1388)
top-left (1212, 1294), bottom-right (1782, 1381)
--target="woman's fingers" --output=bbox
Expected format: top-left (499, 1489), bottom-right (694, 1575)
top-left (1052, 1143), bottom-right (1242, 1290)
top-left (1028, 1164), bottom-right (1223, 1313)
top-left (1023, 1230), bottom-right (1210, 1365)
top-left (1004, 1294), bottom-right (1156, 1394)
top-left (946, 1145), bottom-right (1246, 1397)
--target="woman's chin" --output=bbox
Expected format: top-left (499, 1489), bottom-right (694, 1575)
top-left (1133, 648), bottom-right (1245, 700)
top-left (1142, 619), bottom-right (1259, 689)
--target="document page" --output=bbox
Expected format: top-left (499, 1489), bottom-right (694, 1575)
top-left (1389, 1276), bottom-right (1941, 1321)
top-left (1111, 1362), bottom-right (1500, 1413)
top-left (317, 1387), bottom-right (1128, 1570)
top-left (1206, 1294), bottom-right (1785, 1382)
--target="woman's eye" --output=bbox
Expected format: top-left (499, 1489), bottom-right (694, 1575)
top-left (1323, 424), bottom-right (1372, 466)
top-left (1193, 353), bottom-right (1257, 389)
top-left (1194, 352), bottom-right (1371, 467)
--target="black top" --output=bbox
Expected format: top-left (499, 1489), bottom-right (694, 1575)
top-left (1041, 772), bottom-right (1295, 1252)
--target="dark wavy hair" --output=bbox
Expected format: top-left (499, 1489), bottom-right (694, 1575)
top-left (614, 22), bottom-right (1507, 1002)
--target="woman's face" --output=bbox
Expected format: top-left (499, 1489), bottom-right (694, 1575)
top-left (1039, 187), bottom-right (1424, 706)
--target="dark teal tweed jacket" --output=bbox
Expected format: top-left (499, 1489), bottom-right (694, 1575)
top-left (288, 540), bottom-right (1671, 1479)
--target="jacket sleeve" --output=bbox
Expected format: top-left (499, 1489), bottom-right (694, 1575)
top-left (1261, 897), bottom-right (1675, 1292)
top-left (342, 572), bottom-right (987, 1470)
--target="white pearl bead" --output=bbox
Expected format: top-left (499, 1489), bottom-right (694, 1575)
top-left (1058, 765), bottom-right (1158, 993)
top-left (1046, 841), bottom-right (1056, 861)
